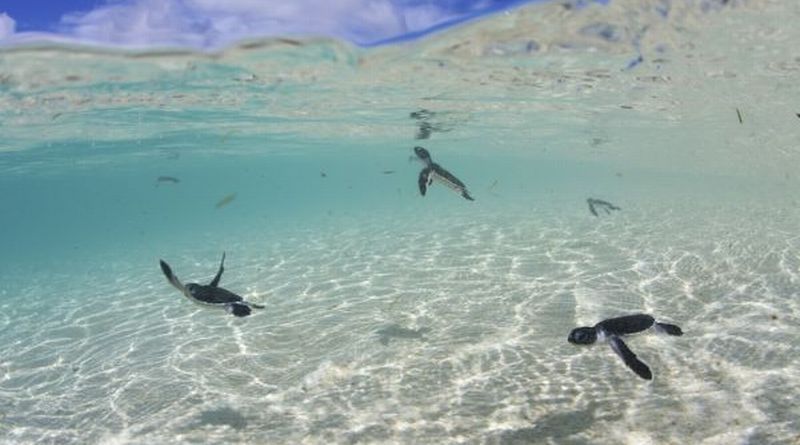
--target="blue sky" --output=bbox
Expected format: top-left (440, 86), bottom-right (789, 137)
top-left (3, 0), bottom-right (101, 31)
top-left (0, 0), bottom-right (557, 48)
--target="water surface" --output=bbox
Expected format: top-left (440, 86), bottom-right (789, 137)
top-left (1, 0), bottom-right (799, 443)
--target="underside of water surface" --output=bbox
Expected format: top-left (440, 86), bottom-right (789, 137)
top-left (1, 0), bottom-right (800, 444)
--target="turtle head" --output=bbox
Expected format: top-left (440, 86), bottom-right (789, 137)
top-left (414, 146), bottom-right (432, 163)
top-left (568, 327), bottom-right (598, 345)
top-left (184, 283), bottom-right (201, 298)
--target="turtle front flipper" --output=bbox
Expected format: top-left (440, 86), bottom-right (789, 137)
top-left (160, 260), bottom-right (186, 293)
top-left (608, 335), bottom-right (652, 380)
top-left (418, 167), bottom-right (432, 196)
top-left (209, 252), bottom-right (226, 287)
top-left (655, 322), bottom-right (683, 336)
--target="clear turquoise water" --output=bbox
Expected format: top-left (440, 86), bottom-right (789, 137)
top-left (2, 1), bottom-right (800, 444)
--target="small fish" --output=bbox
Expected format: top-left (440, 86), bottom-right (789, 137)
top-left (320, 171), bottom-right (327, 178)
top-left (156, 176), bottom-right (180, 186)
top-left (215, 193), bottom-right (237, 209)
top-left (736, 108), bottom-right (743, 124)
top-left (381, 170), bottom-right (395, 175)
top-left (376, 325), bottom-right (431, 346)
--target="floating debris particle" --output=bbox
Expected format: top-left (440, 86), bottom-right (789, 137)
top-left (221, 130), bottom-right (235, 144)
top-left (625, 55), bottom-right (644, 70)
top-left (736, 108), bottom-right (743, 124)
top-left (277, 38), bottom-right (302, 46)
top-left (234, 74), bottom-right (258, 82)
top-left (156, 176), bottom-right (180, 186)
top-left (620, 105), bottom-right (633, 109)
top-left (381, 170), bottom-right (395, 175)
top-left (590, 137), bottom-right (606, 147)
top-left (320, 171), bottom-right (327, 178)
top-left (580, 22), bottom-right (622, 42)
top-left (215, 193), bottom-right (237, 209)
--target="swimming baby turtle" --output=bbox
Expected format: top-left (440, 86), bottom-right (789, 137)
top-left (159, 253), bottom-right (264, 317)
top-left (568, 313), bottom-right (683, 380)
top-left (414, 146), bottom-right (474, 201)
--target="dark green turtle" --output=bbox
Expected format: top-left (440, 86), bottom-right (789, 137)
top-left (568, 314), bottom-right (683, 380)
top-left (414, 146), bottom-right (474, 201)
top-left (159, 253), bottom-right (264, 317)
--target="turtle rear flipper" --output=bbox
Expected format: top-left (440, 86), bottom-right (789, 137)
top-left (608, 335), bottom-right (652, 380)
top-left (226, 303), bottom-right (252, 317)
top-left (655, 322), bottom-right (683, 336)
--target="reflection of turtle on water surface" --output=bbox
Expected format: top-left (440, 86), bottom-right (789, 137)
top-left (159, 253), bottom-right (264, 317)
top-left (409, 109), bottom-right (449, 140)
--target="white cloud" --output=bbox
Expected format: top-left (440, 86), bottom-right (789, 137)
top-left (0, 12), bottom-right (16, 39)
top-left (402, 4), bottom-right (453, 31)
top-left (0, 1), bottom-right (495, 49)
top-left (54, 0), bottom-right (460, 49)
